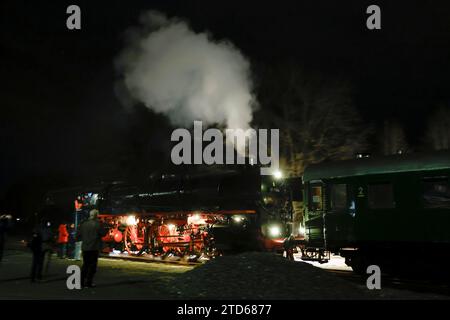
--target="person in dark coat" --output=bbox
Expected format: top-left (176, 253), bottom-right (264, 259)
top-left (29, 220), bottom-right (54, 282)
top-left (77, 209), bottom-right (107, 288)
top-left (283, 235), bottom-right (296, 261)
top-left (67, 223), bottom-right (76, 259)
top-left (0, 219), bottom-right (4, 262)
top-left (0, 215), bottom-right (12, 262)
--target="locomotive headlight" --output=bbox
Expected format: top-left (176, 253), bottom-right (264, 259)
top-left (167, 224), bottom-right (176, 231)
top-left (268, 225), bottom-right (281, 237)
top-left (232, 215), bottom-right (245, 223)
top-left (299, 226), bottom-right (305, 235)
top-left (126, 215), bottom-right (137, 226)
top-left (188, 213), bottom-right (207, 225)
top-left (273, 170), bottom-right (283, 180)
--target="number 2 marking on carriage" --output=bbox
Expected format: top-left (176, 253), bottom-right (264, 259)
top-left (357, 186), bottom-right (365, 197)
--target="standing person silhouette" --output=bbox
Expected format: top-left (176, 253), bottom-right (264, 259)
top-left (283, 235), bottom-right (296, 261)
top-left (29, 220), bottom-right (53, 282)
top-left (77, 210), bottom-right (107, 288)
top-left (67, 223), bottom-right (76, 259)
top-left (0, 215), bottom-right (12, 262)
top-left (57, 223), bottom-right (69, 258)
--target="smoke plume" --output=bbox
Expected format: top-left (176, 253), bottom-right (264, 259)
top-left (115, 11), bottom-right (256, 132)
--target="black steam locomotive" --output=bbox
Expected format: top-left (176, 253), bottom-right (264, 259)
top-left (52, 165), bottom-right (296, 259)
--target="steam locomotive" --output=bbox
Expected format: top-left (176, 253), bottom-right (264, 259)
top-left (63, 165), bottom-right (297, 260)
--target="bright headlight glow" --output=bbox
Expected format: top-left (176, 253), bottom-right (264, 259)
top-left (188, 213), bottom-right (207, 225)
top-left (232, 215), bottom-right (245, 223)
top-left (126, 215), bottom-right (137, 226)
top-left (299, 226), bottom-right (305, 235)
top-left (269, 225), bottom-right (281, 237)
top-left (273, 170), bottom-right (283, 179)
top-left (167, 224), bottom-right (176, 231)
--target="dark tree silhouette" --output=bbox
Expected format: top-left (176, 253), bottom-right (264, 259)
top-left (380, 119), bottom-right (409, 155)
top-left (424, 104), bottom-right (450, 151)
top-left (254, 62), bottom-right (370, 177)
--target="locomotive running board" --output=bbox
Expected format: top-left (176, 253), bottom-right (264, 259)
top-left (100, 253), bottom-right (202, 266)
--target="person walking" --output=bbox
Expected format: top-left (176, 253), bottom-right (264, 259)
top-left (77, 209), bottom-right (107, 288)
top-left (57, 223), bottom-right (69, 258)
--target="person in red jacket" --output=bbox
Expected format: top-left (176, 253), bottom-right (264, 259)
top-left (57, 223), bottom-right (69, 258)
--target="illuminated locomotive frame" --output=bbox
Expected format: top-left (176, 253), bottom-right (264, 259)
top-left (74, 166), bottom-right (295, 260)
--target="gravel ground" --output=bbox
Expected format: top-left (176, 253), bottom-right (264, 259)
top-left (0, 248), bottom-right (192, 299)
top-left (1, 239), bottom-right (449, 300)
top-left (167, 252), bottom-right (450, 300)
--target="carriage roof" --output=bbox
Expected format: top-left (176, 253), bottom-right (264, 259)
top-left (303, 151), bottom-right (450, 181)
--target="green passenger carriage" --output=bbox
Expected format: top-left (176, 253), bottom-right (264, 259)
top-left (302, 151), bottom-right (450, 273)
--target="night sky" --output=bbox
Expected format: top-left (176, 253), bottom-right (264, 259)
top-left (1, 0), bottom-right (450, 210)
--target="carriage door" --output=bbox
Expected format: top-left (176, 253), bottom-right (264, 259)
top-left (362, 182), bottom-right (396, 242)
top-left (422, 176), bottom-right (450, 243)
top-left (325, 183), bottom-right (351, 250)
top-left (354, 183), bottom-right (369, 242)
top-left (305, 181), bottom-right (325, 248)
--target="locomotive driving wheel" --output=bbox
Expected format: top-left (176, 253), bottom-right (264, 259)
top-left (124, 224), bottom-right (145, 256)
top-left (158, 224), bottom-right (176, 254)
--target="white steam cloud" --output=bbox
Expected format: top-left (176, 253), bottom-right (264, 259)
top-left (115, 11), bottom-right (256, 132)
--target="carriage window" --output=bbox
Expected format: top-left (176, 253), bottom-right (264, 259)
top-left (423, 179), bottom-right (450, 209)
top-left (330, 184), bottom-right (347, 209)
top-left (310, 185), bottom-right (323, 211)
top-left (368, 183), bottom-right (395, 209)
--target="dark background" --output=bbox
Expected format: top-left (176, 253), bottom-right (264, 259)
top-left (1, 0), bottom-right (450, 218)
